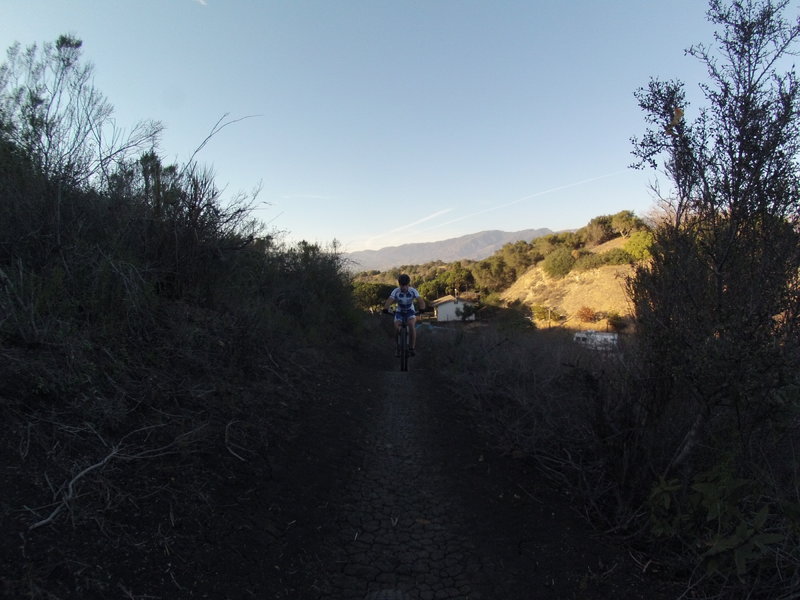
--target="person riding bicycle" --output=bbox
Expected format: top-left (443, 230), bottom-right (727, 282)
top-left (382, 274), bottom-right (427, 356)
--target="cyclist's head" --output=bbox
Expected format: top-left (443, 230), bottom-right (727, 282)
top-left (398, 274), bottom-right (410, 287)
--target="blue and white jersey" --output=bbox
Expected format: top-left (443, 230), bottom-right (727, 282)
top-left (389, 286), bottom-right (420, 312)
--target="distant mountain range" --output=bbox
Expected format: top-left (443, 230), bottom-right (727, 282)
top-left (345, 228), bottom-right (553, 272)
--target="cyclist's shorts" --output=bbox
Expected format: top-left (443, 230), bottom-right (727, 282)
top-left (394, 309), bottom-right (416, 322)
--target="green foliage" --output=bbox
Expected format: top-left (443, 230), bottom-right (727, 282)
top-left (573, 253), bottom-right (606, 271)
top-left (611, 210), bottom-right (644, 237)
top-left (0, 36), bottom-right (360, 599)
top-left (627, 2), bottom-right (800, 595)
top-left (541, 231), bottom-right (583, 252)
top-left (352, 281), bottom-right (394, 310)
top-left (630, 0), bottom-right (800, 426)
top-left (648, 467), bottom-right (785, 581)
top-left (601, 247), bottom-right (634, 265)
top-left (410, 263), bottom-right (472, 299)
top-left (531, 304), bottom-right (565, 322)
top-left (578, 215), bottom-right (614, 247)
top-left (352, 210), bottom-right (646, 298)
top-left (455, 301), bottom-right (482, 321)
top-left (605, 311), bottom-right (628, 332)
top-left (472, 255), bottom-right (516, 291)
top-left (480, 292), bottom-right (504, 307)
top-left (498, 239), bottom-right (536, 274)
top-left (573, 247), bottom-right (634, 271)
top-left (623, 230), bottom-right (654, 261)
top-left (0, 34), bottom-right (358, 360)
top-left (541, 246), bottom-right (575, 278)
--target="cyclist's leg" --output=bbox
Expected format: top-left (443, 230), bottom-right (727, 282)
top-left (408, 315), bottom-right (417, 350)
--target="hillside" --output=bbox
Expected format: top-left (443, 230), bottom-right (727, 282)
top-left (346, 228), bottom-right (552, 272)
top-left (501, 238), bottom-right (635, 327)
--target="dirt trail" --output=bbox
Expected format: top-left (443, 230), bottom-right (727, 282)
top-left (270, 350), bottom-right (678, 600)
top-left (324, 369), bottom-right (491, 598)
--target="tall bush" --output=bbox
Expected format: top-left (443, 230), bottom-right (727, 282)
top-left (0, 36), bottom-right (358, 599)
top-left (0, 35), bottom-right (161, 188)
top-left (629, 1), bottom-right (800, 594)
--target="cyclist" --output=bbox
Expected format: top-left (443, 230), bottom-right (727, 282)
top-left (382, 274), bottom-right (427, 356)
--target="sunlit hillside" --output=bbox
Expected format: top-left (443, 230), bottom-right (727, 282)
top-left (501, 237), bottom-right (634, 329)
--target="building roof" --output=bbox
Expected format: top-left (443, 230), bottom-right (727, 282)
top-left (431, 295), bottom-right (458, 306)
top-left (431, 293), bottom-right (478, 307)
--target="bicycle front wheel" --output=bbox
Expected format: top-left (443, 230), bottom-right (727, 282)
top-left (399, 326), bottom-right (409, 372)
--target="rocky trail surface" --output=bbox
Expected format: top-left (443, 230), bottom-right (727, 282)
top-left (263, 347), bottom-right (679, 600)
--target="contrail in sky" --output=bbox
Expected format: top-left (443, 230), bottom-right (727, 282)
top-left (390, 208), bottom-right (454, 233)
top-left (365, 208), bottom-right (454, 247)
top-left (423, 170), bottom-right (627, 232)
top-left (354, 170), bottom-right (625, 251)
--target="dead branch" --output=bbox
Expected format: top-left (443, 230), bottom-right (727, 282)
top-left (29, 447), bottom-right (119, 530)
top-left (183, 113), bottom-right (261, 173)
top-left (224, 420), bottom-right (247, 462)
top-left (27, 423), bottom-right (208, 530)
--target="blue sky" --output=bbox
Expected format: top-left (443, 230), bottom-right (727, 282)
top-left (2, 1), bottom-right (726, 251)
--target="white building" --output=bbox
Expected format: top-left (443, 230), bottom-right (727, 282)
top-left (431, 294), bottom-right (476, 322)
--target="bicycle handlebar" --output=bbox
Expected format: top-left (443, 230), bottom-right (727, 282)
top-left (383, 307), bottom-right (429, 314)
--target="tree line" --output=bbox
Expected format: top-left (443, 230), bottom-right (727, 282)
top-left (351, 210), bottom-right (652, 310)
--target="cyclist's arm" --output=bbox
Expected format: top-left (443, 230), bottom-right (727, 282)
top-left (411, 289), bottom-right (426, 312)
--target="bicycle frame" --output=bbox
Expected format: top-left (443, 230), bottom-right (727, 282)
top-left (389, 309), bottom-right (413, 372)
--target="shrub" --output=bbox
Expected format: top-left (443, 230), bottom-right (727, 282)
top-left (573, 253), bottom-right (606, 271)
top-left (531, 304), bottom-right (565, 322)
top-left (352, 281), bottom-right (394, 311)
top-left (576, 306), bottom-right (598, 322)
top-left (624, 230), bottom-right (654, 261)
top-left (601, 248), bottom-right (634, 265)
top-left (541, 247), bottom-right (575, 278)
top-left (606, 311), bottom-right (628, 332)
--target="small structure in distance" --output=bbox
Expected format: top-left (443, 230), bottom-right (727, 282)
top-left (573, 330), bottom-right (619, 351)
top-left (431, 292), bottom-right (477, 322)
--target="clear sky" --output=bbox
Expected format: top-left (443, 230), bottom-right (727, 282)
top-left (2, 1), bottom-right (726, 251)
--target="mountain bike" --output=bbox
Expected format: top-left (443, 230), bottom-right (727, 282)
top-left (383, 308), bottom-right (424, 372)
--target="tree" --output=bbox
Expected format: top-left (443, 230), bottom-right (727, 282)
top-left (0, 35), bottom-right (162, 187)
top-left (610, 210), bottom-right (643, 237)
top-left (499, 240), bottom-right (535, 274)
top-left (352, 281), bottom-right (394, 311)
top-left (472, 255), bottom-right (514, 291)
top-left (629, 0), bottom-right (800, 466)
top-left (580, 215), bottom-right (614, 246)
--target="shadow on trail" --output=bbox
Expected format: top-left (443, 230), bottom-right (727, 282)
top-left (272, 332), bottom-right (676, 600)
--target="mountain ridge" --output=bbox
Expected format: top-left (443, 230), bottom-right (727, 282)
top-left (346, 228), bottom-right (552, 272)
